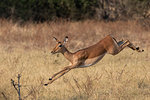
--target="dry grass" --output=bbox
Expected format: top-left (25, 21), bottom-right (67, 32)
top-left (0, 19), bottom-right (150, 100)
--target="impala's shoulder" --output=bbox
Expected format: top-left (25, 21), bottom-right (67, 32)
top-left (75, 49), bottom-right (86, 55)
top-left (74, 49), bottom-right (88, 59)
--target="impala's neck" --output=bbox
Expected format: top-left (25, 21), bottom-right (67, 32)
top-left (61, 46), bottom-right (73, 63)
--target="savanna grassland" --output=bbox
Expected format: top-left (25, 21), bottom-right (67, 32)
top-left (0, 19), bottom-right (150, 100)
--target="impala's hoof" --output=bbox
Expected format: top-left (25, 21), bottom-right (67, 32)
top-left (136, 47), bottom-right (144, 52)
top-left (49, 78), bottom-right (52, 80)
top-left (44, 83), bottom-right (48, 86)
top-left (136, 47), bottom-right (139, 50)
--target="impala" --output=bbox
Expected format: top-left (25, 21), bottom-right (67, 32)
top-left (44, 35), bottom-right (144, 86)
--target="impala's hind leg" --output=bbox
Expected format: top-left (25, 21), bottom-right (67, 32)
top-left (120, 40), bottom-right (144, 52)
top-left (109, 37), bottom-right (143, 56)
top-left (127, 42), bottom-right (144, 52)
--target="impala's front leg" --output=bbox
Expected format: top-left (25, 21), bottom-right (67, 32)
top-left (44, 66), bottom-right (73, 86)
top-left (49, 66), bottom-right (70, 80)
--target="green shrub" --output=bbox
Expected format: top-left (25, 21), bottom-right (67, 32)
top-left (0, 0), bottom-right (149, 22)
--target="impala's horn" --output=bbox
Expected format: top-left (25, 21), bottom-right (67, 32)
top-left (53, 37), bottom-right (59, 42)
top-left (63, 36), bottom-right (68, 44)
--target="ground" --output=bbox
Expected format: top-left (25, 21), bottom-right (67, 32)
top-left (0, 20), bottom-right (150, 100)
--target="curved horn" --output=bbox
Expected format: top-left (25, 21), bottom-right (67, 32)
top-left (53, 37), bottom-right (59, 42)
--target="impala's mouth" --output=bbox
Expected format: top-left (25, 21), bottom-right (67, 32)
top-left (51, 51), bottom-right (55, 54)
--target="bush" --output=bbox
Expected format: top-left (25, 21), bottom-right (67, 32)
top-left (0, 0), bottom-right (149, 22)
top-left (0, 0), bottom-right (98, 22)
top-left (96, 0), bottom-right (150, 21)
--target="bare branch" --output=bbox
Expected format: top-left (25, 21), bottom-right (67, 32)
top-left (11, 79), bottom-right (19, 93)
top-left (11, 74), bottom-right (22, 100)
top-left (1, 92), bottom-right (8, 100)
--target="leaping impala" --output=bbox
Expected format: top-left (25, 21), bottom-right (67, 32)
top-left (44, 35), bottom-right (144, 86)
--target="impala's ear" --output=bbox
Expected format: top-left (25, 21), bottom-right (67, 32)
top-left (63, 36), bottom-right (68, 44)
top-left (53, 37), bottom-right (59, 43)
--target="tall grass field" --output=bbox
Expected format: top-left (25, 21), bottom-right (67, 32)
top-left (0, 19), bottom-right (150, 100)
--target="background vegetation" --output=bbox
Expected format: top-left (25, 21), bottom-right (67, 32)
top-left (0, 0), bottom-right (150, 22)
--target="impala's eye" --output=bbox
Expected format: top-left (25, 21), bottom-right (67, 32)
top-left (59, 45), bottom-right (62, 47)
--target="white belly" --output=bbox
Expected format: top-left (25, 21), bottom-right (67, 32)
top-left (79, 53), bottom-right (106, 68)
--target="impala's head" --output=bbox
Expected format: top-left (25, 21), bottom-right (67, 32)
top-left (51, 36), bottom-right (68, 54)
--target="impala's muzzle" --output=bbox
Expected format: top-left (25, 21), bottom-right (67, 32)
top-left (51, 51), bottom-right (55, 54)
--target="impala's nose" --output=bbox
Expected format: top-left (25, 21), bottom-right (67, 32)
top-left (51, 51), bottom-right (54, 54)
